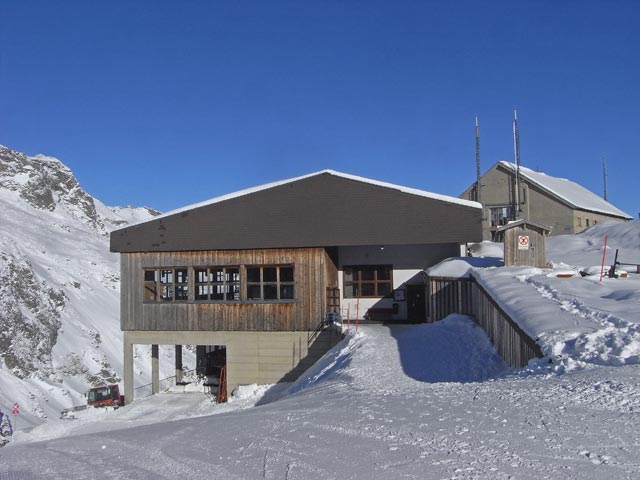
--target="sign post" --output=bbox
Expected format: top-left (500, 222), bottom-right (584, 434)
top-left (12, 403), bottom-right (19, 431)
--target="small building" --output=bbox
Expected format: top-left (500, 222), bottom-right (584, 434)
top-left (460, 161), bottom-right (632, 240)
top-left (497, 219), bottom-right (551, 268)
top-left (110, 170), bottom-right (482, 402)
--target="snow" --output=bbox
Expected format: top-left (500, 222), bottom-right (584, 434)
top-left (425, 256), bottom-right (502, 278)
top-left (128, 169), bottom-right (480, 227)
top-left (3, 320), bottom-right (640, 478)
top-left (499, 161), bottom-right (633, 219)
top-left (0, 147), bottom-right (170, 432)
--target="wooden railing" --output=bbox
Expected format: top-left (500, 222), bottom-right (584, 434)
top-left (426, 277), bottom-right (473, 322)
top-left (427, 275), bottom-right (543, 367)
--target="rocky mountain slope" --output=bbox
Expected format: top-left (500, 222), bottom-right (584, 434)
top-left (0, 145), bottom-right (163, 425)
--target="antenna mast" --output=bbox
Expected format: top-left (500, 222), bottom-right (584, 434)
top-left (603, 157), bottom-right (608, 201)
top-left (512, 109), bottom-right (521, 220)
top-left (475, 115), bottom-right (481, 205)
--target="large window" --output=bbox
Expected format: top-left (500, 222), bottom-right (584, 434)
top-left (246, 265), bottom-right (294, 301)
top-left (343, 266), bottom-right (392, 298)
top-left (195, 267), bottom-right (240, 301)
top-left (143, 265), bottom-right (294, 303)
top-left (490, 206), bottom-right (515, 227)
top-left (144, 268), bottom-right (188, 301)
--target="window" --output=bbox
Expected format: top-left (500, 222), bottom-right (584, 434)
top-left (144, 268), bottom-right (188, 301)
top-left (143, 265), bottom-right (295, 303)
top-left (343, 266), bottom-right (392, 298)
top-left (490, 206), bottom-right (515, 227)
top-left (577, 217), bottom-right (582, 227)
top-left (195, 267), bottom-right (240, 301)
top-left (144, 270), bottom-right (158, 301)
top-left (586, 219), bottom-right (590, 227)
top-left (246, 265), bottom-right (294, 301)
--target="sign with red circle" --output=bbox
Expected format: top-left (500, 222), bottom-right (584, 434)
top-left (12, 403), bottom-right (20, 414)
top-left (518, 235), bottom-right (530, 250)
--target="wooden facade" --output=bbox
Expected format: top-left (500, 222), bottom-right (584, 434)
top-left (499, 220), bottom-right (551, 268)
top-left (121, 247), bottom-right (338, 332)
top-left (426, 275), bottom-right (543, 367)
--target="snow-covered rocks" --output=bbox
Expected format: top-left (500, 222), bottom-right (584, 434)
top-left (0, 145), bottom-right (160, 428)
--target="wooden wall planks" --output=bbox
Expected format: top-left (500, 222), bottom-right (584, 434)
top-left (121, 247), bottom-right (339, 332)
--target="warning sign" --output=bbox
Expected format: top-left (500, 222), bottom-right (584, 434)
top-left (12, 403), bottom-right (19, 414)
top-left (518, 235), bottom-right (530, 250)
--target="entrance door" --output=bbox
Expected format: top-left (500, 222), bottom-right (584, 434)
top-left (406, 285), bottom-right (426, 323)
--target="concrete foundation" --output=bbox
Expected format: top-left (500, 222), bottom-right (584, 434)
top-left (123, 329), bottom-right (342, 404)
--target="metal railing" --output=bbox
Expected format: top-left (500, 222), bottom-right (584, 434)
top-left (133, 368), bottom-right (198, 400)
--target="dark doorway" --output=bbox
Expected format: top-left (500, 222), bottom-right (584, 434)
top-left (196, 345), bottom-right (227, 402)
top-left (406, 285), bottom-right (426, 323)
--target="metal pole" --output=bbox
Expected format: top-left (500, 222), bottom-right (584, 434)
top-left (475, 115), bottom-right (481, 206)
top-left (513, 111), bottom-right (521, 216)
top-left (603, 157), bottom-right (608, 201)
top-left (513, 109), bottom-right (521, 220)
top-left (599, 235), bottom-right (608, 282)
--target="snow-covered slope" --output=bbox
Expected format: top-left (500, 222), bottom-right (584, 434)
top-left (0, 145), bottom-right (163, 426)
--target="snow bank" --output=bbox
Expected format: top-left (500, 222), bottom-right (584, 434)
top-left (287, 330), bottom-right (359, 395)
top-left (388, 315), bottom-right (508, 382)
top-left (425, 256), bottom-right (502, 278)
top-left (475, 219), bottom-right (640, 372)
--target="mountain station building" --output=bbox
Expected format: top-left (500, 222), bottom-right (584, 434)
top-left (460, 161), bottom-right (632, 241)
top-left (110, 170), bottom-right (482, 402)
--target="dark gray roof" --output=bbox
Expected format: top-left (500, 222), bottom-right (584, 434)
top-left (110, 170), bottom-right (482, 253)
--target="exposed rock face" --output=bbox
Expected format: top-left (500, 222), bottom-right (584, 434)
top-left (0, 144), bottom-right (160, 421)
top-left (0, 253), bottom-right (64, 378)
top-left (0, 145), bottom-right (160, 233)
top-left (0, 146), bottom-right (102, 229)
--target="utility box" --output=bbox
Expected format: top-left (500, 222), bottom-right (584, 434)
top-left (497, 219), bottom-right (551, 268)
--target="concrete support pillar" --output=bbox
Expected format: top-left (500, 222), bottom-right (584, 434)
top-left (151, 344), bottom-right (159, 395)
top-left (123, 335), bottom-right (134, 405)
top-left (175, 344), bottom-right (183, 384)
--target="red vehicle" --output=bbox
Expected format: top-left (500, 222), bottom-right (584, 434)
top-left (87, 384), bottom-right (125, 408)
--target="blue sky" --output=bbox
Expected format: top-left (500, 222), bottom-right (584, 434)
top-left (1, 1), bottom-right (638, 216)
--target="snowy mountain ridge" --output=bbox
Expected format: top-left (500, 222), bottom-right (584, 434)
top-left (0, 145), bottom-right (158, 232)
top-left (0, 145), bottom-right (159, 423)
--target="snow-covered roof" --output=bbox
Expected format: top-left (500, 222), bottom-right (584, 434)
top-left (496, 218), bottom-right (552, 233)
top-left (498, 161), bottom-right (632, 219)
top-left (135, 169), bottom-right (481, 226)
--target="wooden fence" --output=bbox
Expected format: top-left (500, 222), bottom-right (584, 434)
top-left (427, 276), bottom-right (543, 367)
top-left (426, 277), bottom-right (474, 321)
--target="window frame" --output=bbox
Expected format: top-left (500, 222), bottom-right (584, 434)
top-left (490, 206), bottom-right (515, 227)
top-left (245, 265), bottom-right (295, 302)
top-left (194, 266), bottom-right (241, 303)
top-left (144, 267), bottom-right (189, 302)
top-left (143, 264), bottom-right (295, 304)
top-left (343, 265), bottom-right (393, 299)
